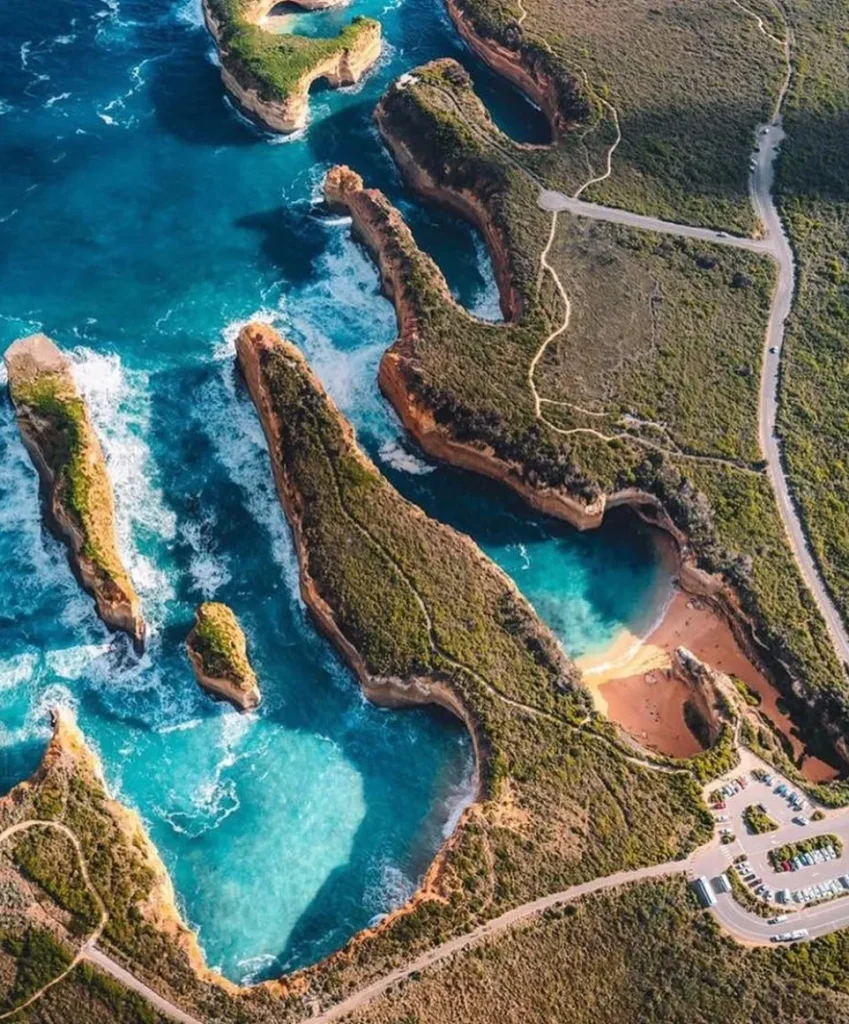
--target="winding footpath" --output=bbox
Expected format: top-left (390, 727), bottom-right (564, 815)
top-left (529, 10), bottom-right (849, 667)
top-left (0, 819), bottom-right (202, 1024)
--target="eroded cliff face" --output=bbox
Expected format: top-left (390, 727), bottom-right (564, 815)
top-left (0, 707), bottom-right (222, 990)
top-left (203, 0), bottom-right (381, 132)
top-left (4, 334), bottom-right (145, 649)
top-left (672, 647), bottom-right (734, 749)
top-left (234, 321), bottom-right (485, 765)
top-left (443, 0), bottom-right (591, 140)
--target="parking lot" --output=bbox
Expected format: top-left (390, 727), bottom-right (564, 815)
top-left (690, 749), bottom-right (849, 942)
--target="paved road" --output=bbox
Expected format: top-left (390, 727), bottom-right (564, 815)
top-left (83, 947), bottom-right (205, 1024)
top-left (0, 816), bottom-right (202, 1024)
top-left (692, 749), bottom-right (849, 942)
top-left (538, 190), bottom-right (771, 253)
top-left (751, 121), bottom-right (849, 666)
top-left (537, 117), bottom-right (849, 669)
top-left (312, 858), bottom-right (688, 1022)
top-left (0, 819), bottom-right (108, 1022)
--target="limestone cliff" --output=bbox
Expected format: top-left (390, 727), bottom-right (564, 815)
top-left (186, 602), bottom-right (262, 712)
top-left (203, 0), bottom-right (381, 133)
top-left (4, 335), bottom-right (145, 649)
top-left (672, 647), bottom-right (734, 748)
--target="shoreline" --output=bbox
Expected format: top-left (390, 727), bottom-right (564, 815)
top-left (578, 556), bottom-right (838, 779)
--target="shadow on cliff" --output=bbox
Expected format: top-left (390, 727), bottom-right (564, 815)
top-left (148, 43), bottom-right (264, 147)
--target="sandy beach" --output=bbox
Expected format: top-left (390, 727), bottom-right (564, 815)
top-left (579, 588), bottom-right (837, 780)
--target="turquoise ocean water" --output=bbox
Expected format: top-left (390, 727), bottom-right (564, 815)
top-left (0, 0), bottom-right (669, 983)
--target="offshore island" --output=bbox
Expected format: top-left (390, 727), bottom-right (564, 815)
top-left (203, 0), bottom-right (381, 131)
top-left (2, 0), bottom-right (849, 1020)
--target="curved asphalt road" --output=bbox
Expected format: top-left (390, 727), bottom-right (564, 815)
top-left (538, 116), bottom-right (849, 669)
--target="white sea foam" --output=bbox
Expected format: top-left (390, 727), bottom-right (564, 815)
top-left (182, 516), bottom-right (231, 599)
top-left (0, 652), bottom-right (38, 693)
top-left (469, 230), bottom-right (504, 322)
top-left (517, 542), bottom-right (531, 570)
top-left (44, 92), bottom-right (71, 108)
top-left (0, 393), bottom-right (82, 601)
top-left (236, 954), bottom-right (279, 986)
top-left (71, 347), bottom-right (177, 632)
top-left (378, 439), bottom-right (435, 476)
top-left (20, 42), bottom-right (31, 68)
top-left (30, 684), bottom-right (77, 731)
top-left (159, 713), bottom-right (252, 837)
top-left (442, 752), bottom-right (478, 838)
top-left (45, 642), bottom-right (112, 680)
top-left (157, 717), bottom-right (203, 735)
top-left (0, 100), bottom-right (12, 116)
top-left (338, 39), bottom-right (395, 97)
top-left (378, 861), bottom-right (415, 911)
top-left (0, 209), bottom-right (19, 225)
top-left (97, 111), bottom-right (116, 125)
top-left (284, 232), bottom-right (396, 433)
top-left (204, 314), bottom-right (301, 598)
top-left (174, 0), bottom-right (205, 28)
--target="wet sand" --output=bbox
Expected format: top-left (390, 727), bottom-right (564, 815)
top-left (579, 589), bottom-right (838, 781)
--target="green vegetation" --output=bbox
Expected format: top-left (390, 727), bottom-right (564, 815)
top-left (743, 803), bottom-right (779, 834)
top-left (363, 59), bottom-right (849, 775)
top-left (728, 867), bottom-right (774, 918)
top-left (348, 878), bottom-right (849, 1024)
top-left (9, 372), bottom-right (123, 580)
top-left (206, 0), bottom-right (378, 104)
top-left (734, 677), bottom-right (763, 707)
top-left (9, 827), bottom-right (101, 936)
top-left (769, 833), bottom-right (844, 870)
top-left (449, 0), bottom-right (783, 229)
top-left (776, 0), bottom-right (849, 637)
top-left (0, 721), bottom-right (283, 1024)
top-left (235, 324), bottom-right (713, 1001)
top-left (188, 601), bottom-right (256, 691)
top-left (0, 927), bottom-right (72, 1014)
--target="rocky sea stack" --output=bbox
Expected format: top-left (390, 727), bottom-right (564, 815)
top-left (187, 602), bottom-right (261, 712)
top-left (4, 334), bottom-right (145, 649)
top-left (203, 0), bottom-right (381, 133)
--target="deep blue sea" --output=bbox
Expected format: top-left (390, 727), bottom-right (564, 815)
top-left (0, 0), bottom-right (669, 983)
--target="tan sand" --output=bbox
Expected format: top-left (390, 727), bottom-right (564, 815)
top-left (579, 590), bottom-right (837, 780)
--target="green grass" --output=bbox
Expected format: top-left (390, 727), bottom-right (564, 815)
top-left (742, 803), bottom-right (779, 834)
top-left (207, 0), bottom-right (378, 104)
top-left (449, 0), bottom-right (783, 229)
top-left (775, 0), bottom-right (849, 637)
top-left (0, 927), bottom-right (72, 1014)
top-left (233, 325), bottom-right (714, 1002)
top-left (189, 601), bottom-right (256, 690)
top-left (347, 877), bottom-right (849, 1024)
top-left (8, 827), bottom-right (101, 936)
top-left (9, 373), bottom-right (123, 580)
top-left (769, 833), bottom-right (844, 869)
top-left (361, 60), bottom-right (849, 779)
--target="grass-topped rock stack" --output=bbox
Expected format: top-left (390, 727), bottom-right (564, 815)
top-left (186, 602), bottom-right (261, 712)
top-left (203, 0), bottom-right (381, 132)
top-left (3, 334), bottom-right (145, 650)
top-left (235, 320), bottom-right (712, 1000)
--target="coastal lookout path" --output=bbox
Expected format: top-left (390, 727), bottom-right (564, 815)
top-left (435, 0), bottom-right (849, 669)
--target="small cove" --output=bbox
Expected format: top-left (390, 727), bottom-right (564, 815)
top-left (2, 0), bottom-right (676, 984)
